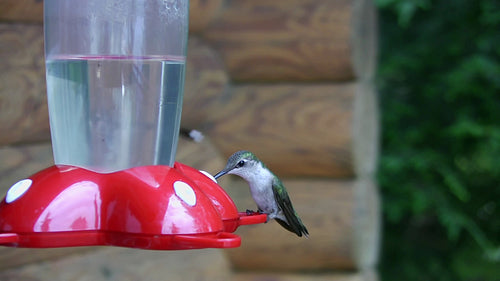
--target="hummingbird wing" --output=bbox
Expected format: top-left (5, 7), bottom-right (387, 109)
top-left (272, 177), bottom-right (309, 237)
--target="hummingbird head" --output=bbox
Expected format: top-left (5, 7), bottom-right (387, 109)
top-left (214, 150), bottom-right (262, 180)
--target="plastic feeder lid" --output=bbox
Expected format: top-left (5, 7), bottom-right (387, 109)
top-left (0, 164), bottom-right (267, 250)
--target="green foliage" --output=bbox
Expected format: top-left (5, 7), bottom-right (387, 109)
top-left (375, 0), bottom-right (431, 26)
top-left (376, 0), bottom-right (500, 280)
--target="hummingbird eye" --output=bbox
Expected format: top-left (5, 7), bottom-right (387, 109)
top-left (236, 160), bottom-right (245, 168)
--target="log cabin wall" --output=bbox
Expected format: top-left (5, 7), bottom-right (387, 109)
top-left (0, 0), bottom-right (380, 280)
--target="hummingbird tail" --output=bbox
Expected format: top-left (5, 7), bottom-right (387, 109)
top-left (275, 218), bottom-right (309, 238)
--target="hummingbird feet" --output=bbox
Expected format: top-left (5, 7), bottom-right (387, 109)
top-left (245, 209), bottom-right (270, 222)
top-left (245, 209), bottom-right (259, 215)
top-left (245, 209), bottom-right (265, 215)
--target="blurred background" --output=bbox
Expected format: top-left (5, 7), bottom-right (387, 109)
top-left (376, 0), bottom-right (500, 280)
top-left (0, 0), bottom-right (499, 280)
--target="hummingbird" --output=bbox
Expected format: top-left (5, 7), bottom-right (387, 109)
top-left (214, 150), bottom-right (309, 237)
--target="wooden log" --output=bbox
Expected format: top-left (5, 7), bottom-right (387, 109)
top-left (202, 0), bottom-right (377, 82)
top-left (189, 0), bottom-right (224, 33)
top-left (232, 270), bottom-right (379, 281)
top-left (176, 134), bottom-right (229, 173)
top-left (352, 177), bottom-right (381, 270)
top-left (218, 176), bottom-right (380, 271)
top-left (0, 0), bottom-right (224, 33)
top-left (0, 0), bottom-right (42, 23)
top-left (0, 247), bottom-right (231, 280)
top-left (353, 81), bottom-right (379, 177)
top-left (203, 83), bottom-right (378, 178)
top-left (0, 23), bottom-right (50, 146)
top-left (0, 247), bottom-right (100, 273)
top-left (181, 36), bottom-right (229, 130)
top-left (351, 0), bottom-right (378, 81)
top-left (0, 143), bottom-right (54, 198)
top-left (0, 0), bottom-right (378, 81)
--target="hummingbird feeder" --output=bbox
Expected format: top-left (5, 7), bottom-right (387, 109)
top-left (0, 0), bottom-right (266, 250)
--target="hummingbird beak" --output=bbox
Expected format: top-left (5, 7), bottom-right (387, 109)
top-left (214, 169), bottom-right (229, 179)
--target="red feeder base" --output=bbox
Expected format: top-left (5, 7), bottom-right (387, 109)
top-left (0, 163), bottom-right (266, 250)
